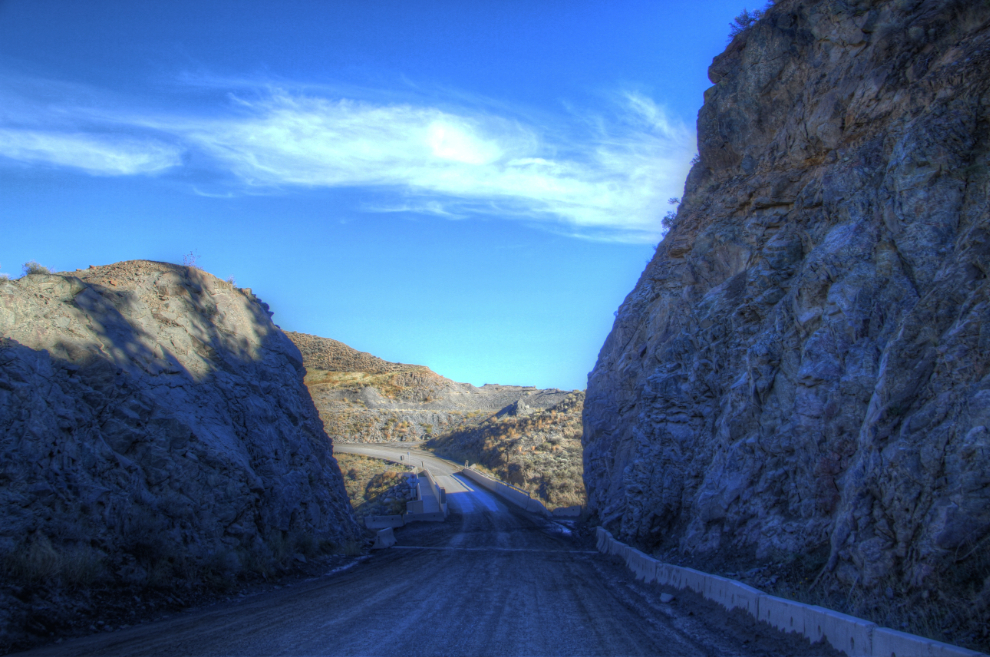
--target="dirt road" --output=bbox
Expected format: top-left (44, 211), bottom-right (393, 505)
top-left (16, 446), bottom-right (838, 656)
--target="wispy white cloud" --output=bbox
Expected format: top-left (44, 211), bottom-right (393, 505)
top-left (0, 74), bottom-right (696, 242)
top-left (178, 90), bottom-right (694, 241)
top-left (0, 128), bottom-right (182, 175)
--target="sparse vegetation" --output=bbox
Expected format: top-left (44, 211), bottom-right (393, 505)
top-left (21, 261), bottom-right (50, 276)
top-left (336, 453), bottom-right (415, 518)
top-left (181, 251), bottom-right (200, 269)
top-left (425, 392), bottom-right (587, 509)
top-left (2, 534), bottom-right (106, 590)
top-left (728, 2), bottom-right (773, 40)
top-left (662, 197), bottom-right (680, 231)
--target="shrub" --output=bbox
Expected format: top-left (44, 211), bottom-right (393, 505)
top-left (6, 534), bottom-right (60, 582)
top-left (728, 2), bottom-right (773, 40)
top-left (662, 210), bottom-right (678, 230)
top-left (22, 261), bottom-right (50, 276)
top-left (1, 534), bottom-right (107, 589)
top-left (182, 251), bottom-right (200, 269)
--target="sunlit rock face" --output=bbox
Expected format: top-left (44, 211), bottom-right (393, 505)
top-left (287, 330), bottom-right (572, 444)
top-left (0, 261), bottom-right (359, 582)
top-left (584, 0), bottom-right (990, 602)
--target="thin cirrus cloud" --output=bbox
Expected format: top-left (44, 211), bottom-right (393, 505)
top-left (0, 128), bottom-right (182, 175)
top-left (0, 76), bottom-right (696, 243)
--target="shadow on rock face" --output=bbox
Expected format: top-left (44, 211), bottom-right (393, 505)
top-left (0, 261), bottom-right (360, 647)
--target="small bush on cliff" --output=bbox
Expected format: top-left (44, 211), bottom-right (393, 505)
top-left (181, 251), bottom-right (200, 269)
top-left (21, 261), bottom-right (50, 276)
top-left (728, 2), bottom-right (773, 39)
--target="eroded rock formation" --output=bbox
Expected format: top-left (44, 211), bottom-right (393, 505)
top-left (0, 261), bottom-right (358, 629)
top-left (288, 330), bottom-right (571, 443)
top-left (584, 0), bottom-right (990, 635)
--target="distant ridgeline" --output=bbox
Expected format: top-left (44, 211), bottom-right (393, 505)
top-left (286, 330), bottom-right (573, 444)
top-left (584, 0), bottom-right (990, 649)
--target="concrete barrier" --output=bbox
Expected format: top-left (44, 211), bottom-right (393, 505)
top-left (592, 528), bottom-right (986, 657)
top-left (365, 515), bottom-right (405, 529)
top-left (371, 527), bottom-right (395, 550)
top-left (704, 574), bottom-right (761, 616)
top-left (404, 511), bottom-right (446, 523)
top-left (552, 505), bottom-right (582, 518)
top-left (872, 627), bottom-right (984, 657)
top-left (419, 469), bottom-right (448, 516)
top-left (759, 594), bottom-right (875, 656)
top-left (460, 468), bottom-right (551, 517)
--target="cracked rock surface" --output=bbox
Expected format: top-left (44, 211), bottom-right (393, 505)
top-left (0, 260), bottom-right (358, 644)
top-left (584, 0), bottom-right (990, 639)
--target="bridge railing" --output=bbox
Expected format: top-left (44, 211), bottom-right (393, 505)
top-left (459, 467), bottom-right (550, 517)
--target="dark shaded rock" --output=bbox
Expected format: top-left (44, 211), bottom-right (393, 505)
top-left (0, 260), bottom-right (359, 637)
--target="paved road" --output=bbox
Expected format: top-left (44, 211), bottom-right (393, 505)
top-left (17, 445), bottom-right (837, 656)
top-left (333, 442), bottom-right (471, 500)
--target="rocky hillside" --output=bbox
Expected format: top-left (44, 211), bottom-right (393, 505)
top-left (584, 0), bottom-right (990, 648)
top-left (426, 391), bottom-right (586, 509)
top-left (0, 261), bottom-right (359, 648)
top-left (287, 331), bottom-right (572, 443)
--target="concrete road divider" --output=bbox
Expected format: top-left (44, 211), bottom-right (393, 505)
top-left (595, 528), bottom-right (985, 657)
top-left (365, 515), bottom-right (405, 529)
top-left (759, 595), bottom-right (875, 656)
top-left (372, 527), bottom-right (396, 550)
top-left (871, 626), bottom-right (985, 657)
top-left (703, 574), bottom-right (761, 615)
top-left (460, 468), bottom-right (551, 517)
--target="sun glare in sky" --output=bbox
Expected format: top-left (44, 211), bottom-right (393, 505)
top-left (0, 0), bottom-right (751, 389)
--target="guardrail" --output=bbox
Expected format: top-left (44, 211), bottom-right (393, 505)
top-left (419, 468), bottom-right (448, 516)
top-left (460, 468), bottom-right (550, 517)
top-left (596, 528), bottom-right (984, 657)
top-left (364, 467), bottom-right (448, 529)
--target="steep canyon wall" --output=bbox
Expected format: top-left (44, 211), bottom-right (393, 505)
top-left (0, 261), bottom-right (359, 631)
top-left (584, 0), bottom-right (990, 632)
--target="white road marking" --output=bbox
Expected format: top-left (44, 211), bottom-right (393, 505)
top-left (391, 546), bottom-right (598, 554)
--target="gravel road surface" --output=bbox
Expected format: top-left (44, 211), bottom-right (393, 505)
top-left (16, 445), bottom-right (838, 656)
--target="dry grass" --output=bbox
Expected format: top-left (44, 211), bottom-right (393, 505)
top-left (336, 453), bottom-right (415, 518)
top-left (425, 392), bottom-right (587, 509)
top-left (305, 368), bottom-right (431, 400)
top-left (21, 261), bottom-right (51, 276)
top-left (2, 534), bottom-right (108, 590)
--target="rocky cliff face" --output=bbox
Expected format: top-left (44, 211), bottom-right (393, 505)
top-left (0, 261), bottom-right (358, 641)
top-left (584, 0), bottom-right (990, 641)
top-left (288, 331), bottom-right (572, 443)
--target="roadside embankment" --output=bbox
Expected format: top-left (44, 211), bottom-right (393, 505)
top-left (598, 529), bottom-right (985, 657)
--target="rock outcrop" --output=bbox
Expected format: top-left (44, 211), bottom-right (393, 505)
top-left (288, 331), bottom-right (572, 443)
top-left (0, 261), bottom-right (359, 640)
top-left (584, 0), bottom-right (990, 643)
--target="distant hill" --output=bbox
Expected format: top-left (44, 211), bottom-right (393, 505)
top-left (286, 331), bottom-right (572, 443)
top-left (425, 391), bottom-right (586, 509)
top-left (285, 331), bottom-right (585, 509)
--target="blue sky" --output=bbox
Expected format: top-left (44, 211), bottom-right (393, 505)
top-left (1, 0), bottom-right (749, 390)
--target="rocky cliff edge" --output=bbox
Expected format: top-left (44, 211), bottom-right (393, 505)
top-left (583, 0), bottom-right (990, 645)
top-left (0, 261), bottom-right (359, 646)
